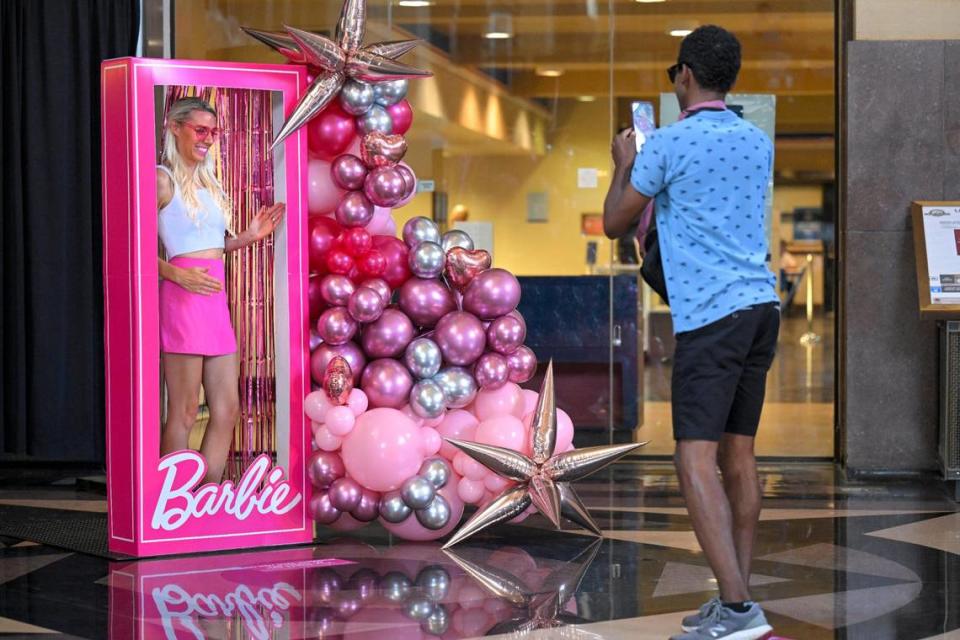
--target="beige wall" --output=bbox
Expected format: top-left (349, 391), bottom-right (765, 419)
top-left (856, 0), bottom-right (960, 40)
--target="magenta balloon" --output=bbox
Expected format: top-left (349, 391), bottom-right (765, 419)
top-left (308, 450), bottom-right (346, 490)
top-left (309, 492), bottom-right (342, 524)
top-left (335, 191), bottom-right (375, 228)
top-left (347, 286), bottom-right (385, 323)
top-left (361, 308), bottom-right (416, 358)
top-left (508, 309), bottom-right (527, 334)
top-left (363, 166), bottom-right (407, 208)
top-left (398, 277), bottom-right (457, 328)
top-left (361, 278), bottom-right (392, 304)
top-left (328, 477), bottom-right (363, 511)
top-left (351, 488), bottom-right (381, 522)
top-left (331, 154), bottom-right (368, 191)
top-left (463, 268), bottom-right (522, 320)
top-left (474, 352), bottom-right (510, 390)
top-left (506, 345), bottom-right (537, 383)
top-left (320, 274), bottom-right (356, 307)
top-left (317, 306), bottom-right (358, 345)
top-left (486, 315), bottom-right (526, 355)
top-left (311, 341), bottom-right (366, 386)
top-left (434, 311), bottom-right (487, 366)
top-left (360, 358), bottom-right (414, 409)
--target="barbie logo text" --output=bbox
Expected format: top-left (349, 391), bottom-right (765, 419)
top-left (151, 451), bottom-right (302, 531)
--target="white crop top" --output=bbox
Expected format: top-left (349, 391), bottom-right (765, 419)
top-left (157, 165), bottom-right (227, 258)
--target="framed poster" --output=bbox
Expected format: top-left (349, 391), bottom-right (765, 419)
top-left (911, 201), bottom-right (960, 317)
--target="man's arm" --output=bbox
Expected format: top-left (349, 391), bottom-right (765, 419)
top-left (603, 129), bottom-right (653, 239)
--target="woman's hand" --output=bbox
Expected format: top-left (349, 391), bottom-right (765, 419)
top-left (612, 128), bottom-right (637, 169)
top-left (174, 266), bottom-right (223, 295)
top-left (247, 203), bottom-right (286, 242)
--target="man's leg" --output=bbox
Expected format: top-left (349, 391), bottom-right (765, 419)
top-left (675, 439), bottom-right (750, 603)
top-left (718, 434), bottom-right (761, 585)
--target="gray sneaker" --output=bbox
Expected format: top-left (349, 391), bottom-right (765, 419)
top-left (681, 596), bottom-right (722, 632)
top-left (669, 602), bottom-right (772, 640)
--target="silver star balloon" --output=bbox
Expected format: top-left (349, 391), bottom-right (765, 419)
top-left (242, 0), bottom-right (431, 148)
top-left (444, 539), bottom-right (603, 635)
top-left (442, 361), bottom-right (646, 548)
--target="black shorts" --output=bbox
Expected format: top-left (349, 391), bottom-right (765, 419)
top-left (672, 302), bottom-right (780, 441)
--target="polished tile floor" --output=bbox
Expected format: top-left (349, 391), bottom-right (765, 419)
top-left (1, 462), bottom-right (958, 639)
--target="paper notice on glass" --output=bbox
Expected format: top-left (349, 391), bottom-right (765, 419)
top-left (921, 205), bottom-right (960, 304)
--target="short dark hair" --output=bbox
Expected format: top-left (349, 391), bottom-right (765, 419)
top-left (678, 25), bottom-right (741, 93)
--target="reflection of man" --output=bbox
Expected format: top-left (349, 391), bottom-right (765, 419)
top-left (602, 26), bottom-right (778, 640)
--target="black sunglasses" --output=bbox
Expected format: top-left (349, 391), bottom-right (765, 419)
top-left (667, 62), bottom-right (686, 83)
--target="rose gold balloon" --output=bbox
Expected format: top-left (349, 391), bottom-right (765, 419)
top-left (444, 247), bottom-right (492, 294)
top-left (360, 131), bottom-right (408, 168)
top-left (324, 356), bottom-right (354, 406)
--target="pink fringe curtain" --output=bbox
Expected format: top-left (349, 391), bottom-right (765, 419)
top-left (162, 87), bottom-right (277, 481)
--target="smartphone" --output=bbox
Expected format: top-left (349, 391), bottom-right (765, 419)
top-left (631, 101), bottom-right (656, 152)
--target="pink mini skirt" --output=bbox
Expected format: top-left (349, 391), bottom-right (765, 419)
top-left (159, 257), bottom-right (237, 356)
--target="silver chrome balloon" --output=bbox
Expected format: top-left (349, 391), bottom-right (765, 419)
top-left (401, 475), bottom-right (436, 509)
top-left (421, 604), bottom-right (450, 635)
top-left (374, 78), bottom-right (409, 106)
top-left (416, 566), bottom-right (451, 602)
top-left (402, 216), bottom-right (441, 248)
top-left (410, 379), bottom-right (446, 419)
top-left (339, 79), bottom-right (375, 116)
top-left (416, 494), bottom-right (452, 530)
top-left (408, 241), bottom-right (446, 279)
top-left (379, 571), bottom-right (413, 602)
top-left (404, 597), bottom-right (434, 621)
top-left (418, 457), bottom-right (452, 489)
top-left (441, 229), bottom-right (475, 253)
top-left (404, 337), bottom-right (443, 379)
top-left (358, 104), bottom-right (394, 135)
top-left (434, 366), bottom-right (478, 409)
top-left (379, 490), bottom-right (412, 523)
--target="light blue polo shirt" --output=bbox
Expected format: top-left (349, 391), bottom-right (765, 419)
top-left (631, 110), bottom-right (778, 334)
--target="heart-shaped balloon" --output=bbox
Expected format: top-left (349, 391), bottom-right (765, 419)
top-left (360, 131), bottom-right (407, 168)
top-left (323, 356), bottom-right (354, 406)
top-left (443, 247), bottom-right (492, 294)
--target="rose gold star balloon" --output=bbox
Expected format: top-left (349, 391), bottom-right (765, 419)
top-left (242, 0), bottom-right (431, 148)
top-left (442, 361), bottom-right (646, 548)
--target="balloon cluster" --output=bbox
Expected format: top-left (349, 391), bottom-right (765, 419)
top-left (379, 458), bottom-right (454, 531)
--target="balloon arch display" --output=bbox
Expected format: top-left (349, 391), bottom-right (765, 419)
top-left (245, 0), bottom-right (641, 544)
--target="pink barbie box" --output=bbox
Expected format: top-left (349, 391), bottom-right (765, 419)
top-left (100, 57), bottom-right (311, 557)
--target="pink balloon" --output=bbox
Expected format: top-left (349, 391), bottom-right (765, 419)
top-left (457, 477), bottom-right (485, 504)
top-left (328, 477), bottom-right (363, 511)
top-left (484, 474), bottom-right (509, 493)
top-left (317, 307), bottom-right (358, 346)
top-left (335, 191), bottom-right (375, 228)
top-left (557, 408), bottom-right (575, 451)
top-left (314, 424), bottom-right (343, 451)
top-left (364, 166), bottom-right (407, 208)
top-left (436, 410), bottom-right (479, 460)
top-left (331, 154), bottom-right (368, 191)
top-left (311, 341), bottom-right (366, 386)
top-left (401, 403), bottom-right (426, 427)
top-left (365, 206), bottom-right (395, 236)
top-left (348, 388), bottom-right (369, 416)
top-left (320, 274), bottom-right (356, 307)
top-left (378, 478), bottom-right (464, 541)
top-left (462, 457), bottom-right (488, 481)
top-left (361, 308), bottom-right (416, 358)
top-left (473, 352), bottom-right (509, 390)
top-left (395, 162), bottom-right (417, 208)
top-left (486, 315), bottom-right (526, 355)
top-left (475, 415), bottom-right (526, 451)
top-left (372, 235), bottom-right (412, 289)
top-left (326, 405), bottom-right (357, 436)
top-left (351, 488), bottom-right (381, 522)
top-left (452, 451), bottom-right (467, 475)
top-left (361, 277), bottom-right (392, 303)
top-left (305, 390), bottom-right (333, 423)
top-left (387, 100), bottom-right (413, 136)
top-left (520, 389), bottom-right (539, 416)
top-left (361, 358), bottom-right (414, 409)
top-left (462, 268), bottom-right (522, 320)
top-left (308, 450), bottom-right (345, 489)
top-left (308, 491), bottom-right (341, 524)
top-left (434, 311), bottom-right (486, 366)
top-left (506, 346), bottom-right (537, 384)
top-left (308, 158), bottom-right (347, 215)
top-left (341, 408), bottom-right (423, 492)
top-left (398, 277), bottom-right (457, 328)
top-left (473, 383), bottom-right (524, 421)
top-left (348, 286), bottom-right (386, 323)
top-left (420, 427), bottom-right (442, 456)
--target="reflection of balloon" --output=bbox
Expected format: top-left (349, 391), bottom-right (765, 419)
top-left (473, 352), bottom-right (509, 390)
top-left (435, 311), bottom-right (486, 366)
top-left (408, 241), bottom-right (445, 279)
top-left (308, 158), bottom-right (347, 215)
top-left (335, 191), bottom-right (375, 228)
top-left (311, 341), bottom-right (366, 385)
top-left (486, 314), bottom-right (526, 355)
top-left (474, 382), bottom-right (525, 421)
top-left (462, 268), bottom-right (522, 320)
top-left (348, 286), bottom-right (385, 323)
top-left (331, 153), bottom-right (368, 191)
top-left (341, 408), bottom-right (423, 491)
top-left (308, 101), bottom-right (357, 160)
top-left (317, 307), bottom-right (358, 345)
top-left (506, 345), bottom-right (537, 384)
top-left (308, 450), bottom-right (345, 489)
top-left (362, 308), bottom-right (416, 358)
top-left (434, 367), bottom-right (478, 410)
top-left (404, 337), bottom-right (443, 379)
top-left (387, 100), bottom-right (413, 135)
top-left (309, 216), bottom-right (342, 273)
top-left (436, 410), bottom-right (479, 460)
top-left (371, 235), bottom-right (412, 288)
top-left (399, 278), bottom-right (456, 328)
top-left (361, 358), bottom-right (414, 409)
top-left (320, 274), bottom-right (356, 307)
top-left (402, 216), bottom-right (440, 248)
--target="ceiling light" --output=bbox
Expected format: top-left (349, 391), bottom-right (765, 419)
top-left (484, 12), bottom-right (513, 39)
top-left (669, 28), bottom-right (693, 37)
top-left (577, 95), bottom-right (596, 102)
top-left (398, 0), bottom-right (433, 6)
top-left (536, 68), bottom-right (564, 77)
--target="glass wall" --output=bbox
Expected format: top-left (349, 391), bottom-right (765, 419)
top-left (174, 0), bottom-right (835, 456)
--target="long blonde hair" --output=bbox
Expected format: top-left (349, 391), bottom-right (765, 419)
top-left (161, 97), bottom-right (232, 231)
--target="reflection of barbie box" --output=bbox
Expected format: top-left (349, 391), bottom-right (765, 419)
top-left (100, 57), bottom-right (311, 556)
top-left (108, 548), bottom-right (353, 638)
